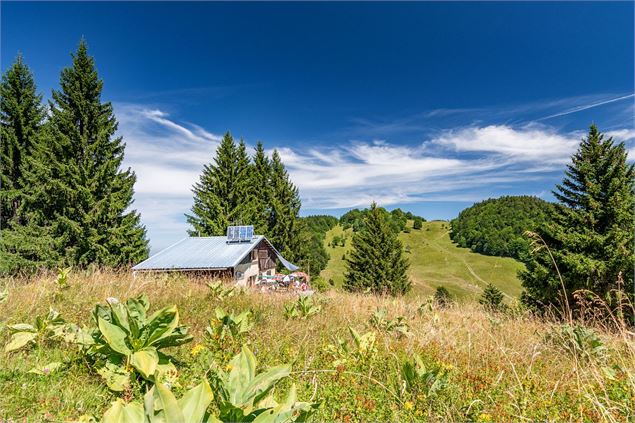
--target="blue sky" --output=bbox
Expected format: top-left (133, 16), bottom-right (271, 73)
top-left (2, 2), bottom-right (634, 251)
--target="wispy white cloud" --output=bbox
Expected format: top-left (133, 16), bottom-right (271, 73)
top-left (115, 102), bottom-right (634, 250)
top-left (115, 103), bottom-right (221, 250)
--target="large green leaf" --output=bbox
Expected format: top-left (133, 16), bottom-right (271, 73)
top-left (227, 345), bottom-right (257, 405)
top-left (153, 383), bottom-right (185, 423)
top-left (7, 323), bottom-right (35, 332)
top-left (130, 347), bottom-right (159, 379)
top-left (98, 362), bottom-right (131, 392)
top-left (244, 364), bottom-right (291, 406)
top-left (109, 302), bottom-right (131, 335)
top-left (178, 380), bottom-right (214, 422)
top-left (126, 295), bottom-right (148, 338)
top-left (142, 306), bottom-right (179, 347)
top-left (5, 331), bottom-right (37, 352)
top-left (152, 326), bottom-right (193, 349)
top-left (98, 317), bottom-right (131, 355)
top-left (252, 384), bottom-right (317, 423)
top-left (102, 399), bottom-right (144, 423)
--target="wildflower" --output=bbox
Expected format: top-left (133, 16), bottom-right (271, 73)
top-left (225, 363), bottom-right (233, 372)
top-left (190, 344), bottom-right (204, 357)
top-left (441, 362), bottom-right (455, 372)
top-left (404, 401), bottom-right (414, 411)
top-left (106, 297), bottom-right (119, 305)
top-left (477, 413), bottom-right (493, 422)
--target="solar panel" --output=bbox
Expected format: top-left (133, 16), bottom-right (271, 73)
top-left (226, 225), bottom-right (254, 242)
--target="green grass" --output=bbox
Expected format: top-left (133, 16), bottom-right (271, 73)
top-left (1, 272), bottom-right (633, 422)
top-left (321, 220), bottom-right (524, 299)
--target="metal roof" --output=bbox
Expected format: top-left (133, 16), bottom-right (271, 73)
top-left (132, 235), bottom-right (298, 271)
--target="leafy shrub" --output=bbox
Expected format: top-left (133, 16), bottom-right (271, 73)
top-left (81, 294), bottom-right (193, 391)
top-left (206, 280), bottom-right (236, 300)
top-left (54, 266), bottom-right (72, 289)
top-left (326, 327), bottom-right (377, 368)
top-left (102, 380), bottom-right (214, 423)
top-left (399, 353), bottom-right (449, 399)
top-left (434, 286), bottom-right (453, 307)
top-left (207, 307), bottom-right (252, 342)
top-left (207, 345), bottom-right (317, 422)
top-left (368, 308), bottom-right (411, 337)
top-left (310, 276), bottom-right (330, 292)
top-left (284, 296), bottom-right (322, 320)
top-left (4, 308), bottom-right (71, 352)
top-left (413, 218), bottom-right (423, 230)
top-left (546, 324), bottom-right (607, 360)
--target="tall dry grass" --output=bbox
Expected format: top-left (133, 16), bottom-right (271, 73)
top-left (1, 270), bottom-right (634, 421)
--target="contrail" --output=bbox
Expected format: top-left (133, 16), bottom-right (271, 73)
top-left (537, 93), bottom-right (634, 121)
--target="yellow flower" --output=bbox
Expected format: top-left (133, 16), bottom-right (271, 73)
top-left (190, 344), bottom-right (204, 357)
top-left (441, 363), bottom-right (455, 372)
top-left (404, 401), bottom-right (414, 411)
top-left (225, 363), bottom-right (233, 372)
top-left (477, 413), bottom-right (493, 422)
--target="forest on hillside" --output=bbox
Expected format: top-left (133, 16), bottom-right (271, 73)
top-left (340, 207), bottom-right (425, 233)
top-left (450, 196), bottom-right (553, 261)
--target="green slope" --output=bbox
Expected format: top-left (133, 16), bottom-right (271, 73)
top-left (321, 220), bottom-right (524, 299)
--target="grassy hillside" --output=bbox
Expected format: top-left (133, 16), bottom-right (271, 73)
top-left (322, 220), bottom-right (524, 299)
top-left (1, 272), bottom-right (633, 422)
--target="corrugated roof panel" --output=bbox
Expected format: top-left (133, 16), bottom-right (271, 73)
top-left (132, 236), bottom-right (264, 270)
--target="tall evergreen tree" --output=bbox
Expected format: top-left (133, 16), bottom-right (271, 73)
top-left (187, 132), bottom-right (251, 235)
top-left (344, 202), bottom-right (411, 296)
top-left (268, 150), bottom-right (301, 257)
top-left (0, 54), bottom-right (45, 225)
top-left (18, 40), bottom-right (148, 268)
top-left (244, 141), bottom-right (272, 235)
top-left (520, 125), bottom-right (634, 309)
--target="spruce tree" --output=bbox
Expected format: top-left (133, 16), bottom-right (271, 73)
top-left (187, 132), bottom-right (251, 235)
top-left (479, 283), bottom-right (504, 311)
top-left (268, 150), bottom-right (301, 257)
top-left (0, 54), bottom-right (45, 225)
top-left (520, 125), bottom-right (635, 309)
top-left (344, 202), bottom-right (411, 295)
top-left (244, 141), bottom-right (271, 235)
top-left (18, 40), bottom-right (148, 267)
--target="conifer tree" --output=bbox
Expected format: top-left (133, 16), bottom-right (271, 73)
top-left (344, 202), bottom-right (411, 295)
top-left (520, 125), bottom-right (635, 308)
top-left (0, 54), bottom-right (45, 225)
top-left (479, 283), bottom-right (504, 311)
top-left (18, 40), bottom-right (148, 268)
top-left (268, 150), bottom-right (301, 256)
top-left (244, 141), bottom-right (271, 235)
top-left (187, 133), bottom-right (251, 235)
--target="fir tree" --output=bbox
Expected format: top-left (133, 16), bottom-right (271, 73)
top-left (244, 141), bottom-right (272, 235)
top-left (520, 125), bottom-right (635, 309)
top-left (344, 202), bottom-right (411, 296)
top-left (18, 40), bottom-right (148, 268)
top-left (479, 283), bottom-right (504, 311)
top-left (268, 150), bottom-right (301, 257)
top-left (0, 54), bottom-right (45, 225)
top-left (187, 132), bottom-right (251, 235)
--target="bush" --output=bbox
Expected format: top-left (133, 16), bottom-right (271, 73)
top-left (310, 276), bottom-right (330, 292)
top-left (413, 218), bottom-right (423, 230)
top-left (434, 286), bottom-right (452, 307)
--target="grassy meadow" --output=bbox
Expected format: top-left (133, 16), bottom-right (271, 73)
top-left (321, 221), bottom-right (524, 299)
top-left (1, 271), bottom-right (634, 422)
